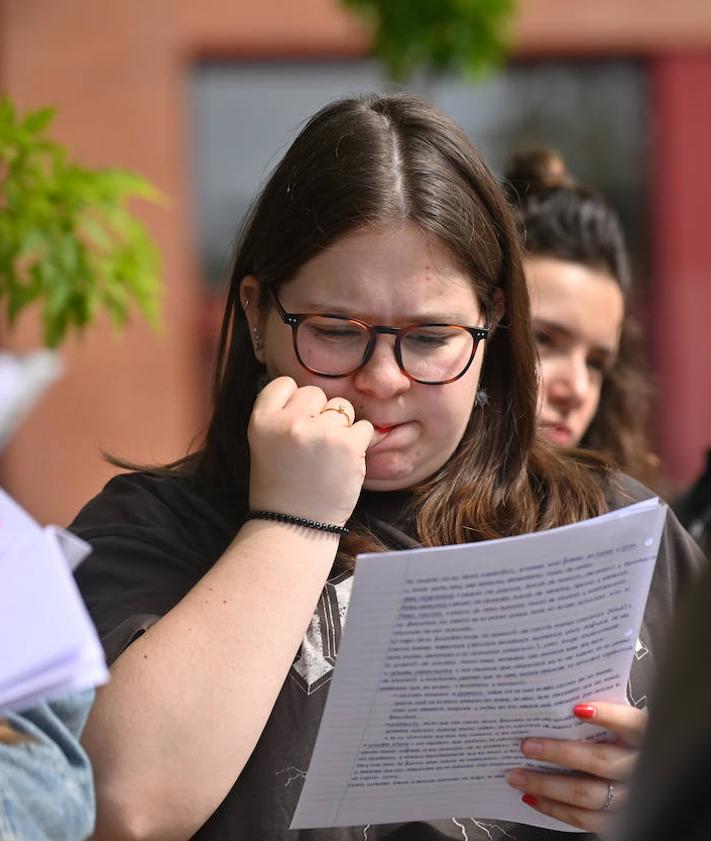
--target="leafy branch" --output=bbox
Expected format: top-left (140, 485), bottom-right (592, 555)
top-left (342, 0), bottom-right (516, 82)
top-left (0, 97), bottom-right (162, 348)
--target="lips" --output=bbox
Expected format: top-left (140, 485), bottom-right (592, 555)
top-left (367, 421), bottom-right (406, 449)
top-left (539, 420), bottom-right (574, 447)
top-left (373, 424), bottom-right (395, 434)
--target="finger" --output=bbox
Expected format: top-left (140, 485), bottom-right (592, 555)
top-left (518, 792), bottom-right (607, 835)
top-left (319, 398), bottom-right (355, 427)
top-left (507, 768), bottom-right (626, 812)
top-left (520, 736), bottom-right (637, 781)
top-left (352, 418), bottom-right (375, 449)
top-left (280, 384), bottom-right (329, 416)
top-left (252, 376), bottom-right (298, 411)
top-left (574, 701), bottom-right (648, 747)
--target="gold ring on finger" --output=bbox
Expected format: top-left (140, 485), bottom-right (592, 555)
top-left (320, 404), bottom-right (353, 426)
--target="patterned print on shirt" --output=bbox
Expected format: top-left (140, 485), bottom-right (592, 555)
top-left (627, 635), bottom-right (650, 709)
top-left (290, 570), bottom-right (353, 695)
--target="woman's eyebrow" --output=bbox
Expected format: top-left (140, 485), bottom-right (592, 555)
top-left (532, 318), bottom-right (574, 340)
top-left (534, 318), bottom-right (619, 356)
top-left (295, 301), bottom-right (478, 323)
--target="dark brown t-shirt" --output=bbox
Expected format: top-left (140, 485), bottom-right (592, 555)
top-left (72, 472), bottom-right (705, 841)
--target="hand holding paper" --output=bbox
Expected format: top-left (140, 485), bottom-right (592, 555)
top-left (0, 488), bottom-right (108, 712)
top-left (291, 498), bottom-right (666, 833)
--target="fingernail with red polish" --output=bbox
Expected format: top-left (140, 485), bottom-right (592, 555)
top-left (522, 794), bottom-right (539, 808)
top-left (574, 704), bottom-right (596, 719)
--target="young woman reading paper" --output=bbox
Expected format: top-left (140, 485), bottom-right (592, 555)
top-left (71, 94), bottom-right (704, 841)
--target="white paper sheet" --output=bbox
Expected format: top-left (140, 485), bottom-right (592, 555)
top-left (0, 487), bottom-right (108, 712)
top-left (0, 350), bottom-right (63, 451)
top-left (292, 497), bottom-right (667, 832)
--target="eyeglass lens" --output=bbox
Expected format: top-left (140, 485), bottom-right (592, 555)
top-left (296, 316), bottom-right (476, 382)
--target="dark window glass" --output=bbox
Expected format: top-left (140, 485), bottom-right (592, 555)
top-left (191, 60), bottom-right (647, 290)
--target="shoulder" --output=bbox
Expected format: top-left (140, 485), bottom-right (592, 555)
top-left (603, 472), bottom-right (708, 599)
top-left (603, 472), bottom-right (657, 511)
top-left (675, 448), bottom-right (711, 557)
top-left (71, 471), bottom-right (241, 660)
top-left (73, 470), bottom-right (209, 526)
top-left (70, 469), bottom-right (236, 556)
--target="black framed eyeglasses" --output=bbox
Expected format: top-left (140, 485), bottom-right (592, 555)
top-left (268, 288), bottom-right (489, 385)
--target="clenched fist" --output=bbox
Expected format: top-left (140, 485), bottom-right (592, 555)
top-left (248, 377), bottom-right (374, 527)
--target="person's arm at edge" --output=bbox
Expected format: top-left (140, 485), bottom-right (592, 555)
top-left (0, 691), bottom-right (95, 841)
top-left (84, 520), bottom-right (339, 841)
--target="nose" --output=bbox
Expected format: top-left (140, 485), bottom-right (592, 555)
top-left (546, 354), bottom-right (590, 410)
top-left (352, 335), bottom-right (412, 399)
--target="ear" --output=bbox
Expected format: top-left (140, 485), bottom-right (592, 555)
top-left (239, 275), bottom-right (267, 363)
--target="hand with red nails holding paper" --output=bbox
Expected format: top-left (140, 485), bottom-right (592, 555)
top-left (506, 701), bottom-right (648, 834)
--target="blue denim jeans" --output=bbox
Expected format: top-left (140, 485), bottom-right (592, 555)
top-left (0, 690), bottom-right (95, 841)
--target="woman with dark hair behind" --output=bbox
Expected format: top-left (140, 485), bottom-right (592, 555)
top-left (71, 94), bottom-right (702, 841)
top-left (505, 149), bottom-right (659, 486)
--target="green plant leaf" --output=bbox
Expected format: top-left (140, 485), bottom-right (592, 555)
top-left (341, 0), bottom-right (515, 81)
top-left (22, 106), bottom-right (55, 135)
top-left (0, 95), bottom-right (164, 348)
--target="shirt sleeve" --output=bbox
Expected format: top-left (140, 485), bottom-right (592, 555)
top-left (610, 471), bottom-right (708, 587)
top-left (71, 471), bottom-right (234, 665)
top-left (608, 473), bottom-right (709, 692)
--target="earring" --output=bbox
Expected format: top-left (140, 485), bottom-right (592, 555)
top-left (475, 387), bottom-right (489, 408)
top-left (252, 326), bottom-right (262, 351)
top-left (242, 299), bottom-right (249, 311)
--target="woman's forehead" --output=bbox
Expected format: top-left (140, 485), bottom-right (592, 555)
top-left (284, 224), bottom-right (481, 319)
top-left (526, 256), bottom-right (624, 348)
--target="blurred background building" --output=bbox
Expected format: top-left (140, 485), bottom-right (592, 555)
top-left (1, 0), bottom-right (710, 525)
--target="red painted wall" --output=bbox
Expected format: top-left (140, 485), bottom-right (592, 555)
top-left (649, 54), bottom-right (711, 485)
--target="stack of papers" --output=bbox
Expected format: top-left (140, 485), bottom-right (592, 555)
top-left (292, 497), bottom-right (667, 833)
top-left (0, 488), bottom-right (108, 712)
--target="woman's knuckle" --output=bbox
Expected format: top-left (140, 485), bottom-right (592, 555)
top-left (549, 802), bottom-right (587, 831)
top-left (545, 740), bottom-right (563, 762)
top-left (289, 419), bottom-right (312, 442)
top-left (571, 781), bottom-right (592, 808)
top-left (248, 407), bottom-right (265, 427)
top-left (301, 385), bottom-right (325, 400)
top-left (590, 743), bottom-right (609, 774)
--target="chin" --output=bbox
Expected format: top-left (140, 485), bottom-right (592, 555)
top-left (362, 476), bottom-right (413, 492)
top-left (363, 465), bottom-right (420, 492)
top-left (363, 458), bottom-right (439, 492)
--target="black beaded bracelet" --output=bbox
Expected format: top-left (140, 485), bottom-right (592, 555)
top-left (245, 510), bottom-right (349, 536)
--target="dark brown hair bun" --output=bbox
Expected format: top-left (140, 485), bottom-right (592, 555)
top-left (505, 148), bottom-right (574, 193)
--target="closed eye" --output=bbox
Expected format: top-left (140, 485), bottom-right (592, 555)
top-left (313, 326), bottom-right (360, 338)
top-left (587, 354), bottom-right (614, 376)
top-left (406, 332), bottom-right (450, 348)
top-left (305, 323), bottom-right (365, 343)
top-left (403, 327), bottom-right (464, 351)
top-left (533, 327), bottom-right (555, 350)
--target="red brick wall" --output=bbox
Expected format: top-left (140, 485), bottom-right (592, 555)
top-left (1, 0), bottom-right (710, 524)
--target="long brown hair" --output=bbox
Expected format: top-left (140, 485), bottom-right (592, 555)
top-left (505, 148), bottom-right (658, 485)
top-left (190, 94), bottom-right (609, 563)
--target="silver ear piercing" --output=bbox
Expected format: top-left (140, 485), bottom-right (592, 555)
top-left (252, 327), bottom-right (262, 351)
top-left (475, 387), bottom-right (489, 408)
top-left (242, 299), bottom-right (249, 311)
